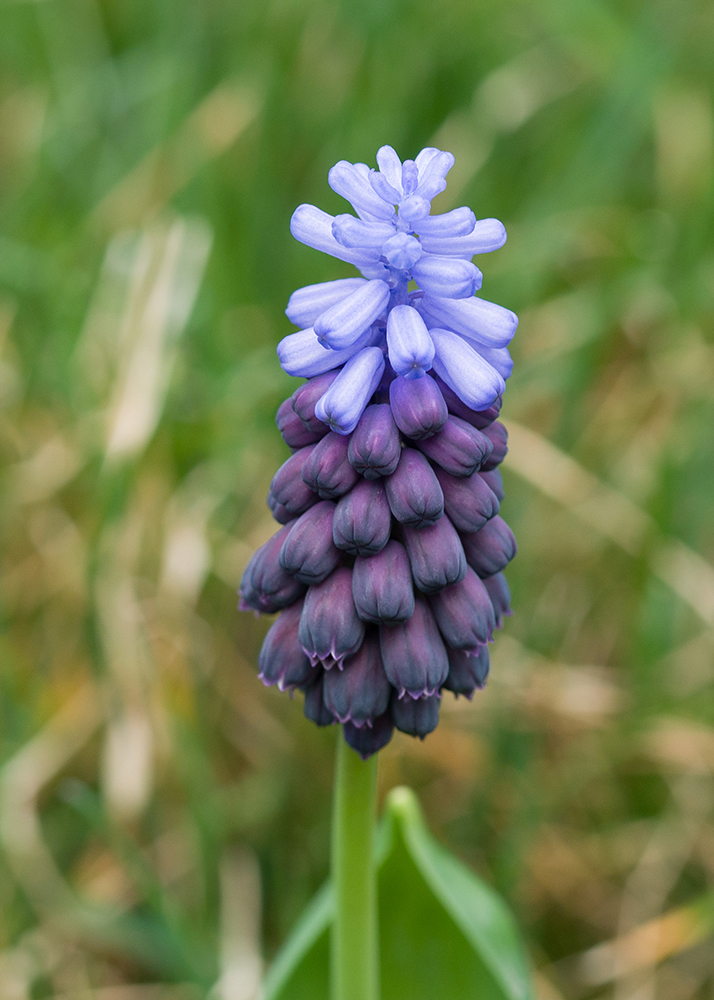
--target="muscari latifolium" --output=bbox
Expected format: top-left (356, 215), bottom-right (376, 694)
top-left (240, 145), bottom-right (517, 756)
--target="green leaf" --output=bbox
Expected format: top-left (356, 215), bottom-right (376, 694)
top-left (382, 786), bottom-right (534, 1000)
top-left (263, 786), bottom-right (535, 1000)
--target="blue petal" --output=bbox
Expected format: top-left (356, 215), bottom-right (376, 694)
top-left (411, 255), bottom-right (482, 299)
top-left (414, 207), bottom-right (476, 238)
top-left (414, 147), bottom-right (440, 173)
top-left (314, 279), bottom-right (390, 351)
top-left (369, 170), bottom-right (402, 205)
top-left (277, 328), bottom-right (372, 378)
top-left (314, 347), bottom-right (386, 435)
top-left (419, 218), bottom-right (507, 256)
top-left (401, 160), bottom-right (419, 196)
top-left (421, 293), bottom-right (518, 349)
top-left (381, 233), bottom-right (423, 269)
top-left (386, 304), bottom-right (435, 379)
top-left (291, 205), bottom-right (381, 267)
top-left (332, 214), bottom-right (394, 249)
top-left (286, 278), bottom-right (366, 328)
top-left (397, 195), bottom-right (431, 223)
top-left (328, 161), bottom-right (397, 221)
top-left (375, 145), bottom-right (403, 191)
top-left (475, 345), bottom-right (514, 380)
top-left (430, 327), bottom-right (505, 409)
top-left (414, 151), bottom-right (455, 201)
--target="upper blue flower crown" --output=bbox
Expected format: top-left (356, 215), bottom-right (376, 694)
top-left (277, 146), bottom-right (517, 435)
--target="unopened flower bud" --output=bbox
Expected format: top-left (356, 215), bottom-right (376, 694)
top-left (276, 398), bottom-right (327, 449)
top-left (258, 600), bottom-right (315, 691)
top-left (239, 522), bottom-right (305, 613)
top-left (479, 468), bottom-right (504, 502)
top-left (323, 633), bottom-right (391, 726)
top-left (292, 371), bottom-right (340, 433)
top-left (379, 597), bottom-right (449, 698)
top-left (347, 404), bottom-right (401, 479)
top-left (429, 567), bottom-right (496, 649)
top-left (267, 494), bottom-right (294, 525)
top-left (432, 375), bottom-right (502, 429)
top-left (401, 516), bottom-right (466, 594)
top-left (388, 374), bottom-right (448, 440)
top-left (385, 448), bottom-right (444, 529)
top-left (352, 540), bottom-right (415, 625)
top-left (434, 466), bottom-right (499, 533)
top-left (480, 421), bottom-right (508, 470)
top-left (332, 478), bottom-right (391, 556)
top-left (390, 691), bottom-right (440, 738)
top-left (442, 646), bottom-right (490, 698)
top-left (298, 567), bottom-right (366, 667)
top-left (415, 415), bottom-right (492, 477)
top-left (460, 515), bottom-right (517, 578)
top-left (483, 572), bottom-right (512, 628)
top-left (302, 432), bottom-right (360, 499)
top-left (270, 446), bottom-right (320, 516)
top-left (343, 712), bottom-right (394, 759)
top-left (278, 500), bottom-right (341, 585)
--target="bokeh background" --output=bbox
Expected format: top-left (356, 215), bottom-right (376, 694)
top-left (1, 0), bottom-right (714, 997)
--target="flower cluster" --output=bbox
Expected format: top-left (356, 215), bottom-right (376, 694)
top-left (240, 146), bottom-right (517, 758)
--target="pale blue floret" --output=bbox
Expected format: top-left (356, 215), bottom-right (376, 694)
top-left (282, 145), bottom-right (517, 421)
top-left (314, 347), bottom-right (386, 434)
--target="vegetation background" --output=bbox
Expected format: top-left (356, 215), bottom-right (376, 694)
top-left (1, 0), bottom-right (714, 996)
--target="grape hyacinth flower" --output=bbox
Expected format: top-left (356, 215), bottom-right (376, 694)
top-left (241, 145), bottom-right (517, 759)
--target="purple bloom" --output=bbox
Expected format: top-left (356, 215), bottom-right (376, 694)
top-left (379, 597), bottom-right (449, 698)
top-left (314, 347), bottom-right (386, 435)
top-left (269, 446), bottom-right (320, 517)
top-left (390, 691), bottom-right (440, 738)
top-left (302, 671), bottom-right (335, 726)
top-left (347, 403), bottom-right (401, 479)
top-left (442, 646), bottom-right (490, 698)
top-left (480, 421), bottom-right (508, 470)
top-left (278, 500), bottom-right (341, 585)
top-left (343, 712), bottom-right (394, 760)
top-left (461, 515), bottom-right (517, 578)
top-left (389, 374), bottom-right (448, 440)
top-left (428, 567), bottom-right (496, 650)
top-left (385, 448), bottom-right (444, 528)
top-left (298, 567), bottom-right (366, 667)
top-left (483, 572), bottom-right (512, 628)
top-left (435, 465), bottom-right (500, 533)
top-left (480, 468), bottom-right (505, 502)
top-left (239, 522), bottom-right (306, 613)
top-left (414, 415), bottom-right (493, 477)
top-left (433, 374), bottom-right (502, 428)
top-left (352, 539), bottom-right (415, 625)
top-left (292, 371), bottom-right (340, 433)
top-left (268, 493), bottom-right (297, 526)
top-left (332, 478), bottom-right (392, 556)
top-left (302, 431), bottom-right (360, 499)
top-left (258, 600), bottom-right (315, 691)
top-left (323, 632), bottom-right (391, 726)
top-left (401, 516), bottom-right (467, 594)
top-left (276, 398), bottom-right (326, 449)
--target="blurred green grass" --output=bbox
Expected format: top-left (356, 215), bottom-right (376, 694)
top-left (1, 0), bottom-right (714, 996)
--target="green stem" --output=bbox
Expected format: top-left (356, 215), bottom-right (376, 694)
top-left (330, 734), bottom-right (380, 1000)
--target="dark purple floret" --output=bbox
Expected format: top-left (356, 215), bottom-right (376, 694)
top-left (460, 515), bottom-right (517, 578)
top-left (323, 632), bottom-right (391, 726)
top-left (442, 646), bottom-right (490, 698)
top-left (239, 522), bottom-right (306, 613)
top-left (480, 421), bottom-right (508, 471)
top-left (270, 446), bottom-right (320, 516)
top-left (332, 478), bottom-right (392, 556)
top-left (347, 403), bottom-right (401, 478)
top-left (435, 466), bottom-right (499, 533)
top-left (267, 493), bottom-right (296, 525)
top-left (414, 415), bottom-right (493, 478)
top-left (292, 370), bottom-right (340, 433)
top-left (278, 500), bottom-right (341, 585)
top-left (401, 516), bottom-right (467, 594)
top-left (276, 398), bottom-right (327, 449)
top-left (432, 375), bottom-right (502, 429)
top-left (428, 566), bottom-right (496, 650)
top-left (479, 468), bottom-right (505, 502)
top-left (389, 374), bottom-right (448, 440)
top-left (379, 597), bottom-right (449, 698)
top-left (390, 691), bottom-right (440, 739)
top-left (302, 431), bottom-right (360, 499)
top-left (343, 712), bottom-right (394, 759)
top-left (258, 600), bottom-right (315, 691)
top-left (483, 571), bottom-right (512, 628)
top-left (298, 566), bottom-right (366, 667)
top-left (352, 539), bottom-right (415, 625)
top-left (385, 448), bottom-right (444, 529)
top-left (302, 671), bottom-right (335, 727)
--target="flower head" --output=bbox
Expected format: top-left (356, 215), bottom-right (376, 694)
top-left (241, 146), bottom-right (518, 758)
